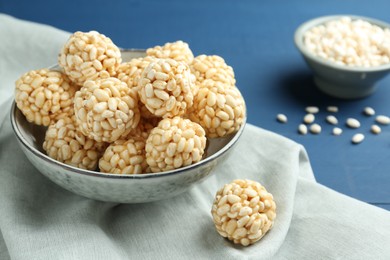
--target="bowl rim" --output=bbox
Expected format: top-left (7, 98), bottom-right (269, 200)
top-left (294, 14), bottom-right (390, 72)
top-left (11, 102), bottom-right (247, 180)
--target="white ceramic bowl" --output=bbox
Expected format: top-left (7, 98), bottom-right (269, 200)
top-left (11, 50), bottom-right (246, 203)
top-left (295, 15), bottom-right (390, 99)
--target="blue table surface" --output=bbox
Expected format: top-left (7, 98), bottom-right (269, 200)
top-left (1, 0), bottom-right (389, 210)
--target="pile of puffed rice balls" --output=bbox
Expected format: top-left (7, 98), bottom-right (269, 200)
top-left (14, 31), bottom-right (246, 174)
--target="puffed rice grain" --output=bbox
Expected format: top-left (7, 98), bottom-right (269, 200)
top-left (43, 116), bottom-right (107, 170)
top-left (375, 115), bottom-right (390, 125)
top-left (188, 79), bottom-right (246, 138)
top-left (58, 31), bottom-right (122, 86)
top-left (146, 41), bottom-right (194, 64)
top-left (145, 117), bottom-right (206, 172)
top-left (352, 133), bottom-right (365, 144)
top-left (303, 113), bottom-right (315, 124)
top-left (276, 114), bottom-right (287, 123)
top-left (138, 58), bottom-right (197, 118)
top-left (298, 124), bottom-right (307, 135)
top-left (346, 118), bottom-right (361, 128)
top-left (326, 115), bottom-right (338, 125)
top-left (332, 127), bottom-right (343, 136)
top-left (310, 123), bottom-right (321, 134)
top-left (305, 106), bottom-right (319, 114)
top-left (327, 106), bottom-right (338, 113)
top-left (74, 77), bottom-right (140, 142)
top-left (363, 107), bottom-right (375, 116)
top-left (99, 136), bottom-right (149, 174)
top-left (211, 179), bottom-right (276, 246)
top-left (371, 124), bottom-right (381, 134)
top-left (15, 69), bottom-right (78, 126)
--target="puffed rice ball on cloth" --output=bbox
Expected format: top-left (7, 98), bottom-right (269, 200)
top-left (211, 179), bottom-right (276, 247)
top-left (43, 116), bottom-right (107, 170)
top-left (117, 56), bottom-right (158, 119)
top-left (15, 69), bottom-right (78, 126)
top-left (99, 136), bottom-right (149, 174)
top-left (146, 40), bottom-right (194, 64)
top-left (74, 77), bottom-right (140, 143)
top-left (138, 58), bottom-right (197, 118)
top-left (145, 117), bottom-right (206, 173)
top-left (191, 55), bottom-right (236, 86)
top-left (58, 31), bottom-right (122, 86)
top-left (188, 79), bottom-right (246, 138)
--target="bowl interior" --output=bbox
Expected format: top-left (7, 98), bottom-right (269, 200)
top-left (294, 15), bottom-right (390, 72)
top-left (11, 49), bottom-right (246, 179)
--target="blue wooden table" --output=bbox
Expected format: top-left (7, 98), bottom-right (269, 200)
top-left (1, 0), bottom-right (389, 210)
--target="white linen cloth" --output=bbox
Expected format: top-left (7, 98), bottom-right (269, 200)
top-left (0, 14), bottom-right (389, 260)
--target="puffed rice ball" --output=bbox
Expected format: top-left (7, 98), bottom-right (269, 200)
top-left (117, 56), bottom-right (157, 119)
top-left (15, 69), bottom-right (78, 126)
top-left (146, 41), bottom-right (194, 64)
top-left (74, 77), bottom-right (140, 143)
top-left (117, 56), bottom-right (155, 89)
top-left (138, 58), bottom-right (197, 118)
top-left (58, 31), bottom-right (122, 86)
top-left (99, 136), bottom-right (149, 174)
top-left (145, 117), bottom-right (206, 173)
top-left (211, 179), bottom-right (276, 246)
top-left (189, 79), bottom-right (246, 138)
top-left (191, 55), bottom-right (236, 86)
top-left (43, 116), bottom-right (107, 170)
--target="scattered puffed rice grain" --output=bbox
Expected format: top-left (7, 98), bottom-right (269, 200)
top-left (332, 127), bottom-right (343, 136)
top-left (303, 113), bottom-right (315, 124)
top-left (276, 114), bottom-right (287, 123)
top-left (375, 115), bottom-right (390, 125)
top-left (352, 133), bottom-right (364, 144)
top-left (305, 106), bottom-right (319, 114)
top-left (310, 123), bottom-right (321, 134)
top-left (346, 118), bottom-right (360, 128)
top-left (326, 115), bottom-right (338, 125)
top-left (371, 125), bottom-right (381, 134)
top-left (298, 124), bottom-right (307, 135)
top-left (363, 107), bottom-right (375, 116)
top-left (327, 106), bottom-right (338, 113)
